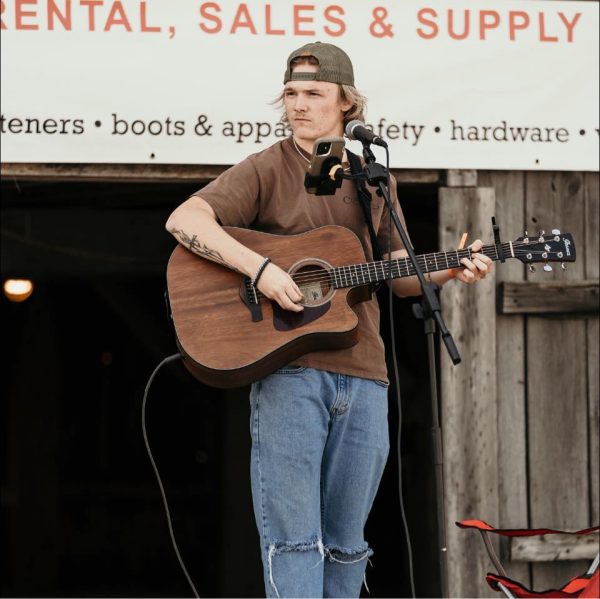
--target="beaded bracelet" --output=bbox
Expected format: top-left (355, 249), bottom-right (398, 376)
top-left (252, 257), bottom-right (271, 288)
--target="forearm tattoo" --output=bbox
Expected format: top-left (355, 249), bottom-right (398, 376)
top-left (169, 227), bottom-right (241, 272)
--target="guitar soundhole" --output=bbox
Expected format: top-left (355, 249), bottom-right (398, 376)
top-left (290, 258), bottom-right (334, 308)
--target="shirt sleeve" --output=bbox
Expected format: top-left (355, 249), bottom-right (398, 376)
top-left (191, 157), bottom-right (260, 228)
top-left (376, 173), bottom-right (410, 254)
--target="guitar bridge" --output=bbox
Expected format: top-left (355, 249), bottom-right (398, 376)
top-left (240, 277), bottom-right (263, 322)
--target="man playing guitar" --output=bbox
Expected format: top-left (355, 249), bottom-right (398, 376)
top-left (166, 42), bottom-right (492, 598)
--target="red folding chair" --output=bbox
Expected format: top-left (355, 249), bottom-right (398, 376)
top-left (456, 519), bottom-right (600, 598)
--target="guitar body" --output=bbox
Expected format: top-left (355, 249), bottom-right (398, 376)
top-left (166, 225), bottom-right (371, 388)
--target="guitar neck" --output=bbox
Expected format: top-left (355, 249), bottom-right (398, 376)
top-left (331, 243), bottom-right (510, 289)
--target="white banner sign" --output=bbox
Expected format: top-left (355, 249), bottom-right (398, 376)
top-left (1, 0), bottom-right (598, 170)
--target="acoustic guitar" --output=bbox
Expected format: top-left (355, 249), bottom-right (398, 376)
top-left (166, 225), bottom-right (575, 388)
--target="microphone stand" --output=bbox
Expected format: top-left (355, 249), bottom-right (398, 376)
top-left (360, 143), bottom-right (460, 599)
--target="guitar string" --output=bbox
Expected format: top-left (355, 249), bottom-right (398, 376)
top-left (249, 246), bottom-right (565, 300)
top-left (274, 244), bottom-right (565, 287)
top-left (289, 250), bottom-right (487, 284)
top-left (245, 236), bottom-right (562, 287)
top-left (281, 240), bottom-right (565, 285)
top-left (249, 251), bottom-right (567, 298)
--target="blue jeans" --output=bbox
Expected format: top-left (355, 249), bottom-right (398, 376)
top-left (249, 366), bottom-right (390, 598)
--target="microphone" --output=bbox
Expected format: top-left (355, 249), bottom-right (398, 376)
top-left (345, 120), bottom-right (388, 148)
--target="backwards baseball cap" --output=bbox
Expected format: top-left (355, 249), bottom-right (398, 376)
top-left (283, 42), bottom-right (355, 87)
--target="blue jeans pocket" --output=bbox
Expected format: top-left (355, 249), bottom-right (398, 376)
top-left (273, 364), bottom-right (306, 375)
top-left (374, 379), bottom-right (389, 388)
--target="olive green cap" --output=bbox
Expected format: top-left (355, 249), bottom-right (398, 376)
top-left (283, 42), bottom-right (355, 86)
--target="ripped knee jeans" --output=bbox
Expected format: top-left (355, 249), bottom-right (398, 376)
top-left (249, 367), bottom-right (390, 598)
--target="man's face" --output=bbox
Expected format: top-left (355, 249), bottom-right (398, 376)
top-left (283, 63), bottom-right (352, 148)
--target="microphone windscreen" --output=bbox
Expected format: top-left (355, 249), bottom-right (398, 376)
top-left (345, 120), bottom-right (363, 140)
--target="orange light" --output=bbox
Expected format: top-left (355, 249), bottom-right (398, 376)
top-left (3, 279), bottom-right (34, 302)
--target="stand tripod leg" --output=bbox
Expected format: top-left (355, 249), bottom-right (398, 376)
top-left (425, 318), bottom-right (449, 598)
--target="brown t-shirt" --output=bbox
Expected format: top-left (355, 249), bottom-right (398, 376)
top-left (193, 137), bottom-right (407, 382)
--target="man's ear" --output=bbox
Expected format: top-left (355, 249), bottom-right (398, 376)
top-left (340, 99), bottom-right (353, 113)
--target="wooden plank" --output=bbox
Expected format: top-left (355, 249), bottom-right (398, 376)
top-left (439, 186), bottom-right (498, 598)
top-left (527, 317), bottom-right (590, 587)
top-left (498, 281), bottom-right (599, 314)
top-left (525, 172), bottom-right (585, 283)
top-left (478, 171), bottom-right (530, 587)
top-left (584, 172), bottom-right (599, 280)
top-left (585, 172), bottom-right (599, 526)
top-left (0, 162), bottom-right (229, 183)
top-left (392, 168), bottom-right (441, 185)
top-left (588, 319), bottom-right (600, 525)
top-left (0, 162), bottom-right (441, 185)
top-left (510, 533), bottom-right (599, 562)
top-left (445, 169), bottom-right (477, 187)
top-left (526, 171), bottom-right (589, 591)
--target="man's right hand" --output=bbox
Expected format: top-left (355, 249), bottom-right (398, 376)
top-left (166, 197), bottom-right (304, 312)
top-left (257, 263), bottom-right (304, 312)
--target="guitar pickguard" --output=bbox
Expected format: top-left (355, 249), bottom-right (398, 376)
top-left (272, 302), bottom-right (331, 331)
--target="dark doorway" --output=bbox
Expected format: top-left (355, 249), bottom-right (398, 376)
top-left (1, 179), bottom-right (440, 597)
top-left (369, 183), bottom-right (442, 598)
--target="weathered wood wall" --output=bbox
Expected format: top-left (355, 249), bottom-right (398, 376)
top-left (440, 170), bottom-right (599, 597)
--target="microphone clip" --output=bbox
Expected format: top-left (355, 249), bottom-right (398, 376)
top-left (363, 162), bottom-right (389, 189)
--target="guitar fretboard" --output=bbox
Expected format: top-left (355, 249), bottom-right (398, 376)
top-left (330, 243), bottom-right (508, 289)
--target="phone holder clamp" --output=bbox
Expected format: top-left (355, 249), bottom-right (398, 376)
top-left (304, 157), bottom-right (346, 196)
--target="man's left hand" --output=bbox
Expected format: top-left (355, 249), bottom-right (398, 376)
top-left (453, 239), bottom-right (493, 284)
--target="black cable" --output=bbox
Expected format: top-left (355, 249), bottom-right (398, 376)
top-left (142, 352), bottom-right (201, 599)
top-left (384, 147), bottom-right (417, 598)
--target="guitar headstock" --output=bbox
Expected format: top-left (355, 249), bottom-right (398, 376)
top-left (511, 230), bottom-right (576, 271)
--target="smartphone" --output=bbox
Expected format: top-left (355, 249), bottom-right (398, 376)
top-left (305, 136), bottom-right (346, 194)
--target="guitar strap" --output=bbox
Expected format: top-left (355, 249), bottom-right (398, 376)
top-left (346, 149), bottom-right (384, 263)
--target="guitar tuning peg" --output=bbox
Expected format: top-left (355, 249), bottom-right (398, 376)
top-left (538, 230), bottom-right (545, 235)
top-left (524, 230), bottom-right (529, 236)
top-left (561, 262), bottom-right (567, 270)
top-left (543, 263), bottom-right (553, 272)
top-left (552, 228), bottom-right (561, 235)
top-left (528, 264), bottom-right (536, 273)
